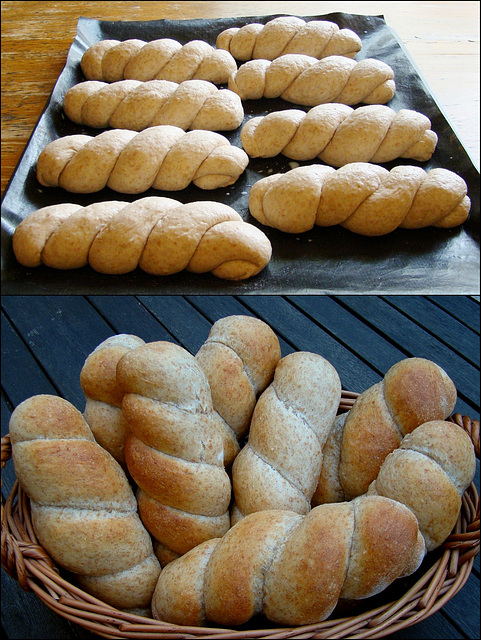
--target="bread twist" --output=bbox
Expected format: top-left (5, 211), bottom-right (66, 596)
top-left (151, 496), bottom-right (425, 626)
top-left (248, 163), bottom-right (471, 236)
top-left (64, 79), bottom-right (244, 132)
top-left (241, 104), bottom-right (438, 165)
top-left (80, 334), bottom-right (146, 466)
top-left (81, 38), bottom-right (237, 85)
top-left (9, 394), bottom-right (161, 610)
top-left (368, 420), bottom-right (476, 551)
top-left (36, 126), bottom-right (249, 193)
top-left (216, 16), bottom-right (362, 61)
top-left (228, 54), bottom-right (395, 106)
top-left (313, 358), bottom-right (457, 504)
top-left (12, 198), bottom-right (272, 280)
top-left (231, 352), bottom-right (341, 524)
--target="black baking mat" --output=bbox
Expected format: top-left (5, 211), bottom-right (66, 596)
top-left (1, 13), bottom-right (479, 294)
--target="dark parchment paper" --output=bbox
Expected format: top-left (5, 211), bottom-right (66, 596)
top-left (2, 13), bottom-right (479, 294)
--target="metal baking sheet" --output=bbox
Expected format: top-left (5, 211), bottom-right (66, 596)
top-left (1, 12), bottom-right (479, 294)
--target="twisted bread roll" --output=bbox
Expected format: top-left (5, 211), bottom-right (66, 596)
top-left (195, 315), bottom-right (282, 446)
top-left (241, 104), bottom-right (438, 165)
top-left (216, 16), bottom-right (362, 61)
top-left (249, 163), bottom-right (471, 236)
top-left (152, 496), bottom-right (425, 626)
top-left (228, 54), bottom-right (395, 106)
top-left (9, 394), bottom-right (161, 610)
top-left (12, 198), bottom-right (272, 280)
top-left (231, 352), bottom-right (341, 524)
top-left (81, 38), bottom-right (237, 85)
top-left (312, 358), bottom-right (457, 504)
top-left (368, 420), bottom-right (476, 551)
top-left (80, 334), bottom-right (146, 466)
top-left (36, 126), bottom-right (249, 193)
top-left (118, 341), bottom-right (232, 563)
top-left (64, 79), bottom-right (244, 132)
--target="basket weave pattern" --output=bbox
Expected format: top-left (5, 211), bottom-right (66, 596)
top-left (1, 398), bottom-right (479, 640)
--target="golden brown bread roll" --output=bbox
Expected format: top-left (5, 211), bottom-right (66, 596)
top-left (9, 394), bottom-right (161, 610)
top-left (313, 357), bottom-right (458, 504)
top-left (81, 38), bottom-right (237, 85)
top-left (216, 16), bottom-right (362, 61)
top-left (241, 104), bottom-right (437, 165)
top-left (228, 54), bottom-right (395, 105)
top-left (118, 341), bottom-right (232, 563)
top-left (36, 126), bottom-right (249, 193)
top-left (368, 420), bottom-right (476, 551)
top-left (249, 163), bottom-right (471, 236)
top-left (80, 334), bottom-right (146, 466)
top-left (12, 198), bottom-right (272, 281)
top-left (151, 496), bottom-right (425, 626)
top-left (231, 351), bottom-right (341, 523)
top-left (63, 79), bottom-right (244, 131)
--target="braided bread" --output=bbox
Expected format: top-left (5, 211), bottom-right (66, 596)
top-left (152, 496), bottom-right (425, 626)
top-left (216, 16), bottom-right (362, 61)
top-left (241, 104), bottom-right (438, 165)
top-left (80, 334), bottom-right (146, 466)
top-left (117, 341), bottom-right (232, 562)
top-left (63, 79), bottom-right (244, 132)
top-left (81, 38), bottom-right (237, 85)
top-left (36, 126), bottom-right (249, 193)
top-left (248, 163), bottom-right (471, 236)
top-left (228, 54), bottom-right (395, 106)
top-left (12, 198), bottom-right (272, 280)
top-left (313, 358), bottom-right (457, 504)
top-left (231, 352), bottom-right (341, 524)
top-left (368, 420), bottom-right (476, 551)
top-left (9, 394), bottom-right (161, 610)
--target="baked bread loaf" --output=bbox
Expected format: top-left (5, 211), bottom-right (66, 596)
top-left (12, 198), bottom-right (272, 281)
top-left (80, 334), bottom-right (146, 466)
top-left (117, 341), bottom-right (232, 564)
top-left (312, 357), bottom-right (457, 504)
top-left (36, 126), bottom-right (249, 193)
top-left (216, 16), bottom-right (362, 61)
top-left (241, 104), bottom-right (437, 165)
top-left (195, 315), bottom-right (282, 447)
top-left (63, 79), bottom-right (244, 132)
top-left (81, 38), bottom-right (237, 85)
top-left (368, 420), bottom-right (476, 551)
top-left (151, 496), bottom-right (425, 626)
top-left (249, 163), bottom-right (471, 236)
top-left (9, 394), bottom-right (161, 610)
top-left (228, 54), bottom-right (395, 106)
top-left (231, 351), bottom-right (341, 524)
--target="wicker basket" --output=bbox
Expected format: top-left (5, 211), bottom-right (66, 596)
top-left (2, 394), bottom-right (479, 640)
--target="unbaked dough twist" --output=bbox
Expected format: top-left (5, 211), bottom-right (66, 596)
top-left (241, 104), bottom-right (438, 165)
top-left (36, 126), bottom-right (249, 193)
top-left (64, 79), bottom-right (244, 131)
top-left (216, 16), bottom-right (362, 61)
top-left (228, 54), bottom-right (395, 106)
top-left (81, 38), bottom-right (237, 85)
top-left (248, 163), bottom-right (471, 236)
top-left (12, 198), bottom-right (273, 280)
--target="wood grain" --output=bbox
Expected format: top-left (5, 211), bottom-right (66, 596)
top-left (1, 1), bottom-right (479, 195)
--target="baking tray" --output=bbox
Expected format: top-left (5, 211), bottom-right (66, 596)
top-left (1, 12), bottom-right (479, 295)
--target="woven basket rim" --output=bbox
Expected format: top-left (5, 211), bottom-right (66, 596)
top-left (1, 402), bottom-right (479, 640)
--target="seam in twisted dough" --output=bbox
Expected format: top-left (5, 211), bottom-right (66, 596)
top-left (248, 163), bottom-right (471, 236)
top-left (36, 126), bottom-right (249, 193)
top-left (216, 16), bottom-right (362, 61)
top-left (228, 54), bottom-right (395, 106)
top-left (63, 79), bottom-right (244, 132)
top-left (241, 104), bottom-right (438, 165)
top-left (81, 38), bottom-right (237, 85)
top-left (12, 198), bottom-right (272, 280)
